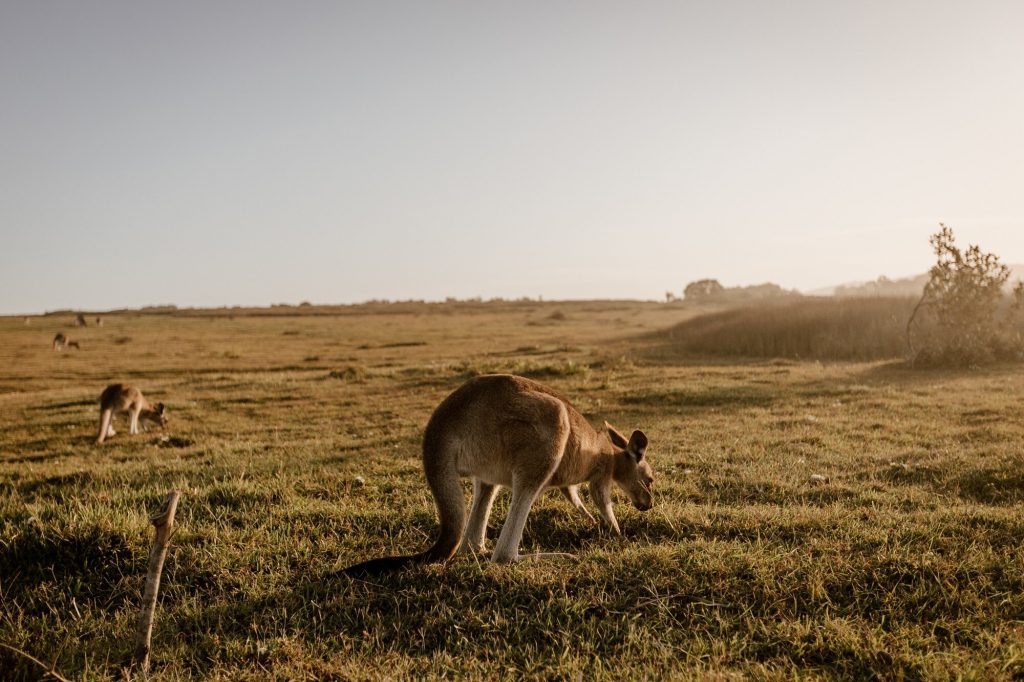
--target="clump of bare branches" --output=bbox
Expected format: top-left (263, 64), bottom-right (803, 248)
top-left (908, 224), bottom-right (1024, 365)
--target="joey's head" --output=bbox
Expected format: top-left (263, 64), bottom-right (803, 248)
top-left (144, 403), bottom-right (168, 429)
top-left (606, 422), bottom-right (654, 511)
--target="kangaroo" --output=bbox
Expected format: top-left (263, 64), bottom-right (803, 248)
top-left (342, 374), bottom-right (655, 576)
top-left (52, 333), bottom-right (80, 351)
top-left (96, 384), bottom-right (167, 444)
top-left (75, 314), bottom-right (88, 327)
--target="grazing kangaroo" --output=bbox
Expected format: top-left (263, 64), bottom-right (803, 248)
top-left (96, 384), bottom-right (167, 444)
top-left (343, 374), bottom-right (655, 576)
top-left (75, 314), bottom-right (88, 327)
top-left (52, 333), bottom-right (80, 351)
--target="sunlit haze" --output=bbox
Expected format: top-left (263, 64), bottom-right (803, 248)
top-left (2, 1), bottom-right (1022, 314)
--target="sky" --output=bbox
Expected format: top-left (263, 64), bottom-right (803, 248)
top-left (1, 1), bottom-right (1023, 314)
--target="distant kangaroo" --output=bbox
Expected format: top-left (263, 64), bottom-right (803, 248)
top-left (343, 374), bottom-right (655, 576)
top-left (52, 333), bottom-right (80, 351)
top-left (96, 384), bottom-right (167, 444)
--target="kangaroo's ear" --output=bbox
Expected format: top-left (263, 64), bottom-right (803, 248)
top-left (627, 430), bottom-right (648, 461)
top-left (605, 421), bottom-right (629, 449)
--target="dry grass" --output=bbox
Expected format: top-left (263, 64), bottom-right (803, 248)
top-left (658, 297), bottom-right (918, 361)
top-left (1, 301), bottom-right (1023, 680)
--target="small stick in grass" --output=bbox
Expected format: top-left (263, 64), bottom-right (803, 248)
top-left (0, 642), bottom-right (72, 682)
top-left (133, 491), bottom-right (181, 675)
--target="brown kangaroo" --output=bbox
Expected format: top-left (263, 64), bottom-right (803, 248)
top-left (343, 374), bottom-right (655, 576)
top-left (96, 384), bottom-right (167, 444)
top-left (52, 333), bottom-right (80, 350)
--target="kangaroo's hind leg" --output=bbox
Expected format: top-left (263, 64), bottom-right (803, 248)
top-left (129, 406), bottom-right (140, 434)
top-left (96, 408), bottom-right (114, 445)
top-left (490, 476), bottom-right (544, 564)
top-left (489, 393), bottom-right (571, 564)
top-left (460, 479), bottom-right (499, 556)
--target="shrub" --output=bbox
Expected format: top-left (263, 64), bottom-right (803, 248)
top-left (908, 225), bottom-right (1024, 365)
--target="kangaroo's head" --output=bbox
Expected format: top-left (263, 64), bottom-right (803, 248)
top-left (606, 422), bottom-right (654, 511)
top-left (144, 403), bottom-right (168, 428)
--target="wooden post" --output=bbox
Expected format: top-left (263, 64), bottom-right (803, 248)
top-left (133, 491), bottom-right (180, 675)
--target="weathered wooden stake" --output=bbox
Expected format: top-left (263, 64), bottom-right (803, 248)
top-left (133, 490), bottom-right (180, 675)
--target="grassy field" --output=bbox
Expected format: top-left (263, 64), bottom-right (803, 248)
top-left (2, 302), bottom-right (1023, 680)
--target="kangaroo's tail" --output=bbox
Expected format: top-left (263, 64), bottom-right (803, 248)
top-left (342, 424), bottom-right (466, 577)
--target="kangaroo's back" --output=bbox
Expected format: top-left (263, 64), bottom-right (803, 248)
top-left (100, 383), bottom-right (138, 410)
top-left (424, 374), bottom-right (592, 451)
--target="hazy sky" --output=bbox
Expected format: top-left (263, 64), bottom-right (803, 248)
top-left (2, 1), bottom-right (1023, 314)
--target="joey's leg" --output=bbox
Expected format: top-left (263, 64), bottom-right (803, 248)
top-left (591, 483), bottom-right (621, 535)
top-left (561, 486), bottom-right (596, 524)
top-left (460, 479), bottom-right (499, 555)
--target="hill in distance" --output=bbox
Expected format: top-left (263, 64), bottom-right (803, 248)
top-left (812, 264), bottom-right (1024, 297)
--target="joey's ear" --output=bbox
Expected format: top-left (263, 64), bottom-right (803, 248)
top-left (605, 421), bottom-right (629, 449)
top-left (627, 430), bottom-right (648, 460)
top-left (156, 403), bottom-right (165, 413)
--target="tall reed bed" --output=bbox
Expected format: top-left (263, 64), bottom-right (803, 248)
top-left (665, 297), bottom-right (918, 360)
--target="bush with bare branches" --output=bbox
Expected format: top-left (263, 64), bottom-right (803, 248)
top-left (908, 224), bottom-right (1024, 365)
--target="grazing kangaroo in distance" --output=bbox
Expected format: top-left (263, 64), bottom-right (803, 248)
top-left (75, 314), bottom-right (88, 327)
top-left (343, 374), bottom-right (655, 576)
top-left (96, 384), bottom-right (167, 444)
top-left (52, 333), bottom-right (80, 351)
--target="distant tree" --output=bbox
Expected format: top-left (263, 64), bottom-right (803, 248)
top-left (684, 279), bottom-right (725, 300)
top-left (683, 279), bottom-right (798, 303)
top-left (1011, 280), bottom-right (1024, 346)
top-left (908, 224), bottom-right (1021, 364)
top-left (729, 283), bottom-right (795, 300)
